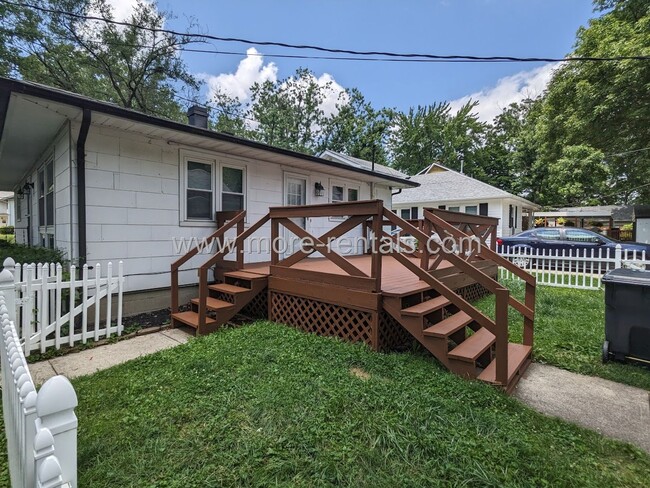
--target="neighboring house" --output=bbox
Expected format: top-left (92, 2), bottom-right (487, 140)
top-left (392, 163), bottom-right (540, 237)
top-left (0, 191), bottom-right (14, 227)
top-left (0, 77), bottom-right (417, 312)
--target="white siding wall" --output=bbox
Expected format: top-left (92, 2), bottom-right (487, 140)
top-left (80, 124), bottom-right (391, 292)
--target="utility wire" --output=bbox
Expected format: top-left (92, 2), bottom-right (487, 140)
top-left (5, 0), bottom-right (650, 63)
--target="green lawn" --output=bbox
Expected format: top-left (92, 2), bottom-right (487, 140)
top-left (2, 322), bottom-right (649, 487)
top-left (476, 280), bottom-right (650, 391)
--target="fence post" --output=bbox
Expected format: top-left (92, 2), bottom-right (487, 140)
top-left (614, 244), bottom-right (622, 269)
top-left (0, 260), bottom-right (16, 323)
top-left (36, 376), bottom-right (78, 488)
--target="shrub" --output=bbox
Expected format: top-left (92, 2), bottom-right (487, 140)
top-left (0, 241), bottom-right (66, 266)
top-left (0, 226), bottom-right (14, 235)
top-left (621, 223), bottom-right (633, 231)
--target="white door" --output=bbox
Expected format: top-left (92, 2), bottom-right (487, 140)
top-left (284, 176), bottom-right (307, 258)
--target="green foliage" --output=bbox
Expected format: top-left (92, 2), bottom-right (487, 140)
top-left (476, 280), bottom-right (650, 390)
top-left (4, 0), bottom-right (200, 121)
top-left (2, 322), bottom-right (648, 486)
top-left (387, 101), bottom-right (485, 176)
top-left (548, 145), bottom-right (610, 205)
top-left (0, 226), bottom-right (14, 235)
top-left (0, 240), bottom-right (66, 266)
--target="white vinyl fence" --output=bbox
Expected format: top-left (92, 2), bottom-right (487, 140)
top-left (0, 257), bottom-right (124, 356)
top-left (1, 268), bottom-right (78, 488)
top-left (498, 244), bottom-right (648, 290)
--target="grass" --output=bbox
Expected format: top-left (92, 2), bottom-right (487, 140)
top-left (2, 322), bottom-right (649, 487)
top-left (475, 280), bottom-right (650, 391)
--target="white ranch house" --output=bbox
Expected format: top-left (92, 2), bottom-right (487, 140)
top-left (0, 78), bottom-right (417, 314)
top-left (392, 163), bottom-right (540, 237)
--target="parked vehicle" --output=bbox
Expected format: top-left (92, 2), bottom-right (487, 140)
top-left (497, 227), bottom-right (650, 272)
top-left (497, 227), bottom-right (650, 255)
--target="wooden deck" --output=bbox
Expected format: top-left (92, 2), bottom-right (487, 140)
top-left (170, 200), bottom-right (536, 392)
top-left (240, 255), bottom-right (495, 297)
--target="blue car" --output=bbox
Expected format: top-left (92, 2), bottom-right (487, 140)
top-left (497, 227), bottom-right (650, 258)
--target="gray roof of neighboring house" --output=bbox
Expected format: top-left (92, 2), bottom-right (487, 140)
top-left (535, 205), bottom-right (634, 221)
top-left (392, 163), bottom-right (538, 207)
top-left (319, 150), bottom-right (409, 180)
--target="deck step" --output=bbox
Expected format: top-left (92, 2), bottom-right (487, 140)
top-left (448, 327), bottom-right (495, 363)
top-left (423, 311), bottom-right (473, 338)
top-left (209, 283), bottom-right (251, 294)
top-left (478, 343), bottom-right (532, 386)
top-left (401, 296), bottom-right (451, 317)
top-left (171, 311), bottom-right (217, 329)
top-left (190, 297), bottom-right (235, 311)
top-left (224, 271), bottom-right (268, 281)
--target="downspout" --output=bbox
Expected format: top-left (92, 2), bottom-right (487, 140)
top-left (391, 187), bottom-right (402, 197)
top-left (76, 109), bottom-right (91, 266)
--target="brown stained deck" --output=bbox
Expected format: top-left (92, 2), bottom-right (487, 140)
top-left (240, 255), bottom-right (461, 296)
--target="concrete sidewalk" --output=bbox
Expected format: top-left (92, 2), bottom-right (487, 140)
top-left (514, 363), bottom-right (650, 453)
top-left (29, 328), bottom-right (192, 385)
top-left (28, 330), bottom-right (650, 453)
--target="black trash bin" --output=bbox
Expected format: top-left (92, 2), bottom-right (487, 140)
top-left (602, 268), bottom-right (650, 365)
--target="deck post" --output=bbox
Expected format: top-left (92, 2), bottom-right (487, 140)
top-left (198, 268), bottom-right (208, 333)
top-left (371, 203), bottom-right (383, 293)
top-left (237, 217), bottom-right (245, 269)
top-left (420, 218), bottom-right (431, 269)
top-left (170, 266), bottom-right (179, 314)
top-left (523, 282), bottom-right (535, 347)
top-left (270, 218), bottom-right (279, 265)
top-left (495, 287), bottom-right (509, 385)
top-left (370, 310), bottom-right (380, 351)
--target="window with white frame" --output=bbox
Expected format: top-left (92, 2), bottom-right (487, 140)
top-left (448, 206), bottom-right (460, 212)
top-left (38, 159), bottom-right (55, 248)
top-left (465, 205), bottom-right (478, 215)
top-left (186, 160), bottom-right (214, 220)
top-left (330, 180), bottom-right (360, 204)
top-left (181, 152), bottom-right (247, 223)
top-left (221, 166), bottom-right (245, 212)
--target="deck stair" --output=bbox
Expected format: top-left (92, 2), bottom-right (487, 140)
top-left (383, 292), bottom-right (531, 392)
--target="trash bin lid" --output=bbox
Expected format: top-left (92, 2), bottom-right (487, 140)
top-left (602, 268), bottom-right (650, 285)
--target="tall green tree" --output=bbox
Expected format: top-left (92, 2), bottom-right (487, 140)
top-left (535, 0), bottom-right (650, 204)
top-left (387, 101), bottom-right (485, 176)
top-left (6, 0), bottom-right (200, 121)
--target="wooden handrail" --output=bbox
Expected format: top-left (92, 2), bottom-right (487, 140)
top-left (269, 199), bottom-right (384, 218)
top-left (425, 208), bottom-right (500, 226)
top-left (170, 211), bottom-right (246, 313)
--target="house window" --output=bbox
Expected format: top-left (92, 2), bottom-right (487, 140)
top-left (400, 209), bottom-right (410, 219)
top-left (479, 203), bottom-right (488, 216)
top-left (222, 166), bottom-right (245, 212)
top-left (347, 187), bottom-right (359, 202)
top-left (331, 184), bottom-right (344, 203)
top-left (186, 160), bottom-right (214, 220)
top-left (465, 205), bottom-right (478, 215)
top-left (449, 206), bottom-right (460, 212)
top-left (411, 207), bottom-right (419, 219)
top-left (438, 205), bottom-right (446, 210)
top-left (38, 159), bottom-right (54, 246)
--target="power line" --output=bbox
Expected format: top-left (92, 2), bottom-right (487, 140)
top-left (5, 0), bottom-right (650, 64)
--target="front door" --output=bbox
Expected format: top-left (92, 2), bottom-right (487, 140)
top-left (283, 176), bottom-right (307, 258)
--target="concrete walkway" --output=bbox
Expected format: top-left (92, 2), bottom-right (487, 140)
top-left (514, 363), bottom-right (650, 453)
top-left (28, 330), bottom-right (650, 453)
top-left (29, 328), bottom-right (192, 385)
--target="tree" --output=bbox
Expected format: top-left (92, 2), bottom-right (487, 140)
top-left (387, 101), bottom-right (485, 175)
top-left (7, 0), bottom-right (200, 121)
top-left (534, 0), bottom-right (650, 204)
top-left (547, 145), bottom-right (610, 205)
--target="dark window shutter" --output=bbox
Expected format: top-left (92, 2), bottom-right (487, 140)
top-left (479, 203), bottom-right (488, 216)
top-left (438, 205), bottom-right (446, 210)
top-left (509, 205), bottom-right (514, 228)
top-left (411, 207), bottom-right (418, 219)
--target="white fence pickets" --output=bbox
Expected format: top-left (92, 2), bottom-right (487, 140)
top-left (0, 257), bottom-right (125, 356)
top-left (1, 267), bottom-right (78, 488)
top-left (498, 244), bottom-right (649, 290)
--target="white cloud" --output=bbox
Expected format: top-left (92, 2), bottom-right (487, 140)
top-left (105, 0), bottom-right (141, 21)
top-left (201, 49), bottom-right (346, 119)
top-left (201, 48), bottom-right (279, 102)
top-left (449, 63), bottom-right (559, 122)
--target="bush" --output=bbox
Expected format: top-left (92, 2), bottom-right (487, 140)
top-left (0, 226), bottom-right (14, 235)
top-left (0, 241), bottom-right (66, 266)
top-left (621, 223), bottom-right (633, 231)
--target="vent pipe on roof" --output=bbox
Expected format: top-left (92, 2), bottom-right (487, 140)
top-left (187, 105), bottom-right (208, 129)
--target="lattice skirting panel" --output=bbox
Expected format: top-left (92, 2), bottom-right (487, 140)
top-left (240, 288), bottom-right (268, 319)
top-left (270, 292), bottom-right (374, 347)
top-left (378, 312), bottom-right (414, 351)
top-left (456, 282), bottom-right (491, 302)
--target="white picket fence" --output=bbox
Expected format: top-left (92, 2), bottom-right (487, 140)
top-left (498, 244), bottom-right (648, 290)
top-left (0, 257), bottom-right (125, 356)
top-left (1, 268), bottom-right (78, 488)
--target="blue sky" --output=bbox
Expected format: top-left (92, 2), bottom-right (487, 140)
top-left (114, 0), bottom-right (596, 121)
